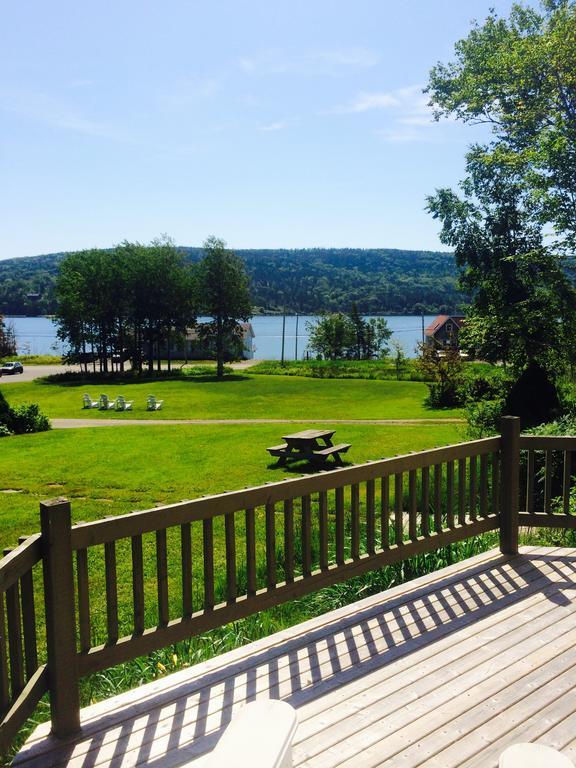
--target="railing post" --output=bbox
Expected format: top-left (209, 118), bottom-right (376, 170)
top-left (500, 416), bottom-right (520, 555)
top-left (40, 498), bottom-right (81, 738)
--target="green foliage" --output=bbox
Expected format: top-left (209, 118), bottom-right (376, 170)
top-left (249, 359), bottom-right (425, 380)
top-left (0, 390), bottom-right (51, 436)
top-left (0, 247), bottom-right (464, 317)
top-left (427, 156), bottom-right (576, 374)
top-left (0, 315), bottom-right (16, 357)
top-left (196, 237), bottom-right (252, 378)
top-left (307, 309), bottom-right (392, 360)
top-left (427, 1), bottom-right (576, 252)
top-left (56, 237), bottom-right (197, 375)
top-left (8, 403), bottom-right (51, 434)
top-left (417, 346), bottom-right (466, 408)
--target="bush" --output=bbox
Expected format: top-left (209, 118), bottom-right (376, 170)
top-left (8, 403), bottom-right (51, 434)
top-left (466, 398), bottom-right (505, 438)
top-left (0, 424), bottom-right (11, 438)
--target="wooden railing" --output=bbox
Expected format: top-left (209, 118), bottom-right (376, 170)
top-left (0, 535), bottom-right (47, 754)
top-left (1, 416), bottom-right (576, 754)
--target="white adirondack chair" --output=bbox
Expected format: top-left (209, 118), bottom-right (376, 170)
top-left (115, 395), bottom-right (133, 411)
top-left (98, 394), bottom-right (117, 410)
top-left (146, 395), bottom-right (163, 411)
top-left (82, 394), bottom-right (98, 409)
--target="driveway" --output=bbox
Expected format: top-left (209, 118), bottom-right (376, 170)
top-left (0, 364), bottom-right (81, 383)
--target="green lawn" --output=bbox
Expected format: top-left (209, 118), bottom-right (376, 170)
top-left (0, 421), bottom-right (464, 550)
top-left (2, 374), bottom-right (463, 420)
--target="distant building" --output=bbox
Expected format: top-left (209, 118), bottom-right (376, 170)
top-left (425, 315), bottom-right (466, 351)
top-left (166, 322), bottom-right (255, 360)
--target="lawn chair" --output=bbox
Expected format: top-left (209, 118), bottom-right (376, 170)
top-left (146, 395), bottom-right (163, 411)
top-left (115, 395), bottom-right (133, 411)
top-left (82, 394), bottom-right (99, 409)
top-left (98, 394), bottom-right (117, 410)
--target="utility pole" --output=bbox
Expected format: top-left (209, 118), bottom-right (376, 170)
top-left (294, 314), bottom-right (299, 361)
top-left (281, 310), bottom-right (286, 366)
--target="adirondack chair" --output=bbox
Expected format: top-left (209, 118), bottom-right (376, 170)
top-left (98, 394), bottom-right (117, 410)
top-left (115, 395), bottom-right (133, 411)
top-left (146, 395), bottom-right (163, 411)
top-left (82, 393), bottom-right (98, 409)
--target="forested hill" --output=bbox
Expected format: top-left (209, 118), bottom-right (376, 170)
top-left (0, 247), bottom-right (464, 316)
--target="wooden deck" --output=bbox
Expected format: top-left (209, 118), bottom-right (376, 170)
top-left (14, 545), bottom-right (576, 768)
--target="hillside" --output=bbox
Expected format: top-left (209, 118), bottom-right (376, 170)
top-left (0, 247), bottom-right (464, 316)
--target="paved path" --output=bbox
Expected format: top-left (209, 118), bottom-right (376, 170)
top-left (52, 417), bottom-right (465, 429)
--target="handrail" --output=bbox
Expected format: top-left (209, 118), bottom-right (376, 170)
top-left (0, 536), bottom-right (47, 754)
top-left (3, 418), bottom-right (576, 757)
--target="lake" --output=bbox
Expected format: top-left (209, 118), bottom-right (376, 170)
top-left (5, 315), bottom-right (435, 359)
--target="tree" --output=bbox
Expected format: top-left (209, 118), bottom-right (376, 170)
top-left (426, 157), bottom-right (576, 374)
top-left (391, 340), bottom-right (408, 380)
top-left (196, 237), bottom-right (252, 378)
top-left (307, 313), bottom-right (354, 360)
top-left (307, 310), bottom-right (392, 360)
top-left (427, 1), bottom-right (576, 251)
top-left (0, 315), bottom-right (16, 357)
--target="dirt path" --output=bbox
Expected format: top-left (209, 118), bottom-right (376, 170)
top-left (51, 417), bottom-right (465, 429)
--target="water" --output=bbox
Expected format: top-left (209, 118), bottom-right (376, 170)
top-left (5, 315), bottom-right (434, 359)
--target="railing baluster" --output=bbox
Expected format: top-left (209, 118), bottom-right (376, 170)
top-left (458, 458), bottom-right (466, 525)
top-left (301, 496), bottom-right (312, 576)
top-left (492, 451), bottom-right (500, 515)
top-left (434, 464), bottom-right (442, 533)
top-left (544, 450), bottom-right (552, 514)
top-left (469, 455), bottom-right (478, 521)
top-left (394, 473), bottom-right (404, 545)
top-left (318, 492), bottom-right (328, 569)
top-left (335, 487), bottom-right (345, 564)
top-left (351, 484), bottom-right (360, 558)
top-left (421, 466), bottom-right (430, 538)
top-left (17, 536), bottom-right (38, 678)
top-left (202, 518), bottom-right (214, 610)
top-left (246, 508), bottom-right (257, 594)
top-left (563, 451), bottom-right (572, 516)
top-left (76, 548), bottom-right (91, 653)
top-left (131, 534), bottom-right (145, 634)
top-left (283, 500), bottom-right (294, 583)
top-left (446, 461), bottom-right (454, 528)
top-left (104, 540), bottom-right (118, 643)
top-left (381, 476), bottom-right (390, 549)
top-left (480, 454), bottom-right (488, 518)
top-left (225, 512), bottom-right (237, 602)
top-left (526, 449), bottom-right (535, 513)
top-left (3, 555), bottom-right (24, 697)
top-left (156, 530), bottom-right (169, 626)
top-left (366, 479), bottom-right (376, 554)
top-left (408, 470), bottom-right (417, 541)
top-left (181, 522), bottom-right (192, 618)
top-left (265, 502), bottom-right (276, 588)
top-left (0, 593), bottom-right (9, 713)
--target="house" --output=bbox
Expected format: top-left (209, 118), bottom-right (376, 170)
top-left (167, 321), bottom-right (255, 360)
top-left (425, 314), bottom-right (466, 351)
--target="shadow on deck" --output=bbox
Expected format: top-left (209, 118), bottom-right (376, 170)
top-left (14, 546), bottom-right (576, 768)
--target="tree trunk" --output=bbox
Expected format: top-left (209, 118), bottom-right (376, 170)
top-left (216, 316), bottom-right (224, 378)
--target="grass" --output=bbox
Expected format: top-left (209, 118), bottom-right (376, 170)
top-left (1, 373), bottom-right (463, 421)
top-left (0, 421), bottom-right (464, 549)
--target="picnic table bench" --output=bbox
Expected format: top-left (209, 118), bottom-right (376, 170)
top-left (267, 429), bottom-right (351, 467)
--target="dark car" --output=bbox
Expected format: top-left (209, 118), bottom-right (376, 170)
top-left (0, 362), bottom-right (24, 375)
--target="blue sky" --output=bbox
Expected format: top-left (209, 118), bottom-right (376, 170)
top-left (1, 0), bottom-right (524, 260)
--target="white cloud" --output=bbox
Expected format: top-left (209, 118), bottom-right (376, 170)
top-left (338, 84), bottom-right (429, 116)
top-left (258, 121), bottom-right (287, 132)
top-left (0, 90), bottom-right (125, 141)
top-left (238, 47), bottom-right (380, 76)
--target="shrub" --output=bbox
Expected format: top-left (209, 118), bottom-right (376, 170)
top-left (9, 403), bottom-right (51, 434)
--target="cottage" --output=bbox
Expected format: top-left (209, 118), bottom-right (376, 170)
top-left (425, 314), bottom-right (466, 351)
top-left (166, 321), bottom-right (255, 361)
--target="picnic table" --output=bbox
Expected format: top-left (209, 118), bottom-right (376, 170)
top-left (267, 429), bottom-right (351, 467)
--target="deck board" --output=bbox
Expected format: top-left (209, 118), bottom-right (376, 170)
top-left (13, 546), bottom-right (576, 768)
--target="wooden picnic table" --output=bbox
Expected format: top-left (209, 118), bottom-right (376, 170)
top-left (267, 429), bottom-right (351, 467)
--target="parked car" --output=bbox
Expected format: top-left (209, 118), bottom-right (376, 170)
top-left (0, 362), bottom-right (24, 375)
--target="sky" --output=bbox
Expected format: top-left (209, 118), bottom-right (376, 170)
top-left (0, 0), bottom-right (526, 260)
